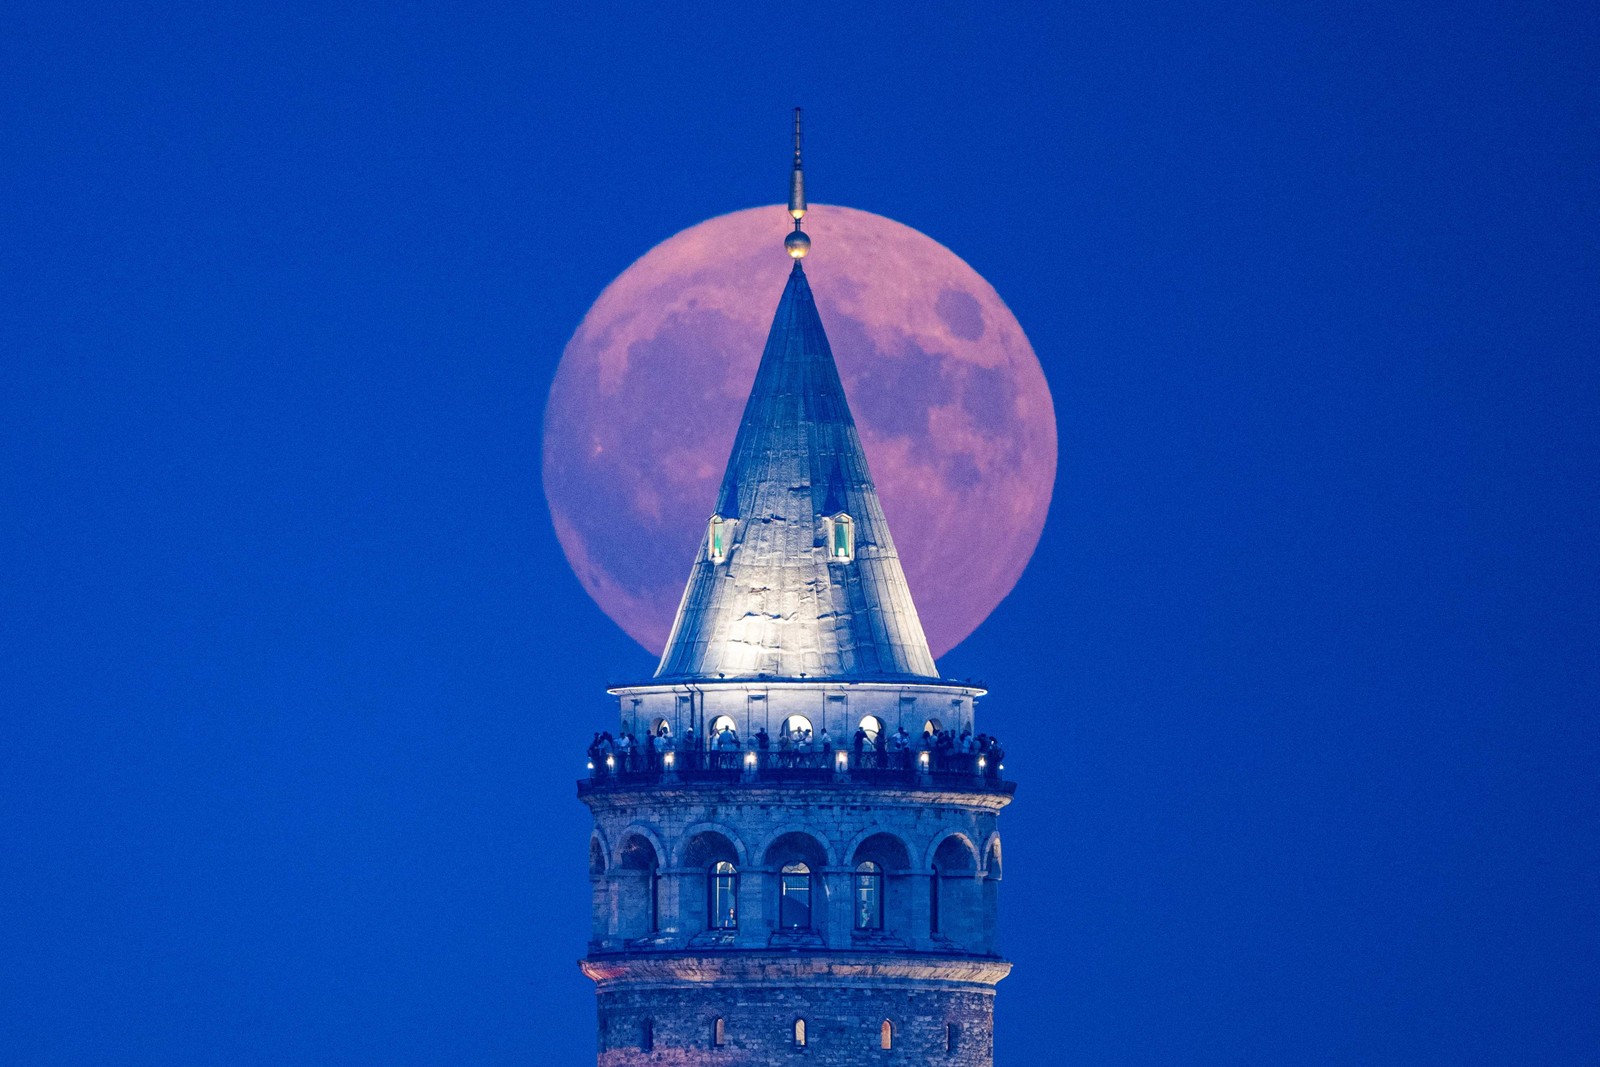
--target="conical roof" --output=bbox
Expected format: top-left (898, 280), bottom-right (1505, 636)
top-left (654, 261), bottom-right (939, 682)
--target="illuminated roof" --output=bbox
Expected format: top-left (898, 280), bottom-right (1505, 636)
top-left (654, 260), bottom-right (939, 682)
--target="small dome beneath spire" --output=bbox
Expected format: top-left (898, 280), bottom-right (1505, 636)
top-left (785, 230), bottom-right (811, 258)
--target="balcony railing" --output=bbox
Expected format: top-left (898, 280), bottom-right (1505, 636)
top-left (578, 747), bottom-right (1013, 795)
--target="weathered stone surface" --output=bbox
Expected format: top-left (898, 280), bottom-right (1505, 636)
top-left (593, 981), bottom-right (996, 1067)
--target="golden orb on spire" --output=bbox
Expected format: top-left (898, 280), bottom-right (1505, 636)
top-left (785, 230), bottom-right (811, 258)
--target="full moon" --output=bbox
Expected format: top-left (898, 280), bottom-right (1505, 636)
top-left (543, 205), bottom-right (1056, 661)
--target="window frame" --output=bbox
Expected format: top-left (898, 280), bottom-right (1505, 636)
top-left (779, 861), bottom-right (813, 930)
top-left (709, 861), bottom-right (739, 929)
top-left (854, 860), bottom-right (884, 931)
top-left (825, 512), bottom-right (854, 563)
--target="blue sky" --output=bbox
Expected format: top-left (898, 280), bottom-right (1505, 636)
top-left (3, 2), bottom-right (1596, 1064)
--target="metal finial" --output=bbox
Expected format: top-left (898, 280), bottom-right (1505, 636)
top-left (785, 107), bottom-right (810, 258)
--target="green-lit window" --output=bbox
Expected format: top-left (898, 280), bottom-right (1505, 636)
top-left (828, 513), bottom-right (854, 562)
top-left (708, 515), bottom-right (729, 562)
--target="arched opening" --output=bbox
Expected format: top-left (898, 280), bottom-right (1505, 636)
top-left (792, 1018), bottom-right (807, 1047)
top-left (641, 1018), bottom-right (654, 1052)
top-left (858, 714), bottom-right (884, 745)
top-left (852, 832), bottom-right (912, 934)
top-left (931, 834), bottom-right (980, 942)
top-left (880, 1019), bottom-right (894, 1050)
top-left (649, 717), bottom-right (671, 738)
top-left (946, 1021), bottom-right (960, 1052)
top-left (588, 836), bottom-right (607, 876)
top-left (683, 831), bottom-right (741, 933)
top-left (778, 714), bottom-right (813, 747)
top-left (922, 717), bottom-right (942, 737)
top-left (712, 1016), bottom-right (725, 1048)
top-left (708, 715), bottom-right (739, 749)
top-left (617, 833), bottom-right (662, 936)
top-left (765, 831), bottom-right (829, 935)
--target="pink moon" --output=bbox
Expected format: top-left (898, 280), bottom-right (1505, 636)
top-left (543, 204), bottom-right (1057, 661)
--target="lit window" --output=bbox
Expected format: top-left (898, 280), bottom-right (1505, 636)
top-left (780, 714), bottom-right (813, 746)
top-left (793, 1019), bottom-right (807, 1047)
top-left (855, 861), bottom-right (883, 930)
top-left (709, 715), bottom-right (739, 748)
top-left (881, 1019), bottom-right (893, 1050)
top-left (709, 861), bottom-right (738, 929)
top-left (780, 862), bottom-right (812, 929)
top-left (713, 1016), bottom-right (725, 1048)
top-left (826, 512), bottom-right (854, 562)
top-left (858, 714), bottom-right (884, 744)
top-left (922, 717), bottom-right (942, 737)
top-left (707, 515), bottom-right (730, 562)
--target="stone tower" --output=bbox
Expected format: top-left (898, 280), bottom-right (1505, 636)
top-left (579, 114), bottom-right (1013, 1066)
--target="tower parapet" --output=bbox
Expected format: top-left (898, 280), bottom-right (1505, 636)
top-left (577, 115), bottom-right (1015, 1066)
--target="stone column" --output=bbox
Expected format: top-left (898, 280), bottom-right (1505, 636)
top-left (824, 866), bottom-right (853, 949)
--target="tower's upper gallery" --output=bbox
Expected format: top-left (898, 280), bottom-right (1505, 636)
top-left (654, 260), bottom-right (939, 682)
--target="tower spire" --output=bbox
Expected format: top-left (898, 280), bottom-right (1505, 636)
top-left (785, 107), bottom-right (811, 259)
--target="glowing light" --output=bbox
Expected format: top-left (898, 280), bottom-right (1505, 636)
top-left (744, 751), bottom-right (758, 768)
top-left (586, 760), bottom-right (594, 771)
top-left (977, 756), bottom-right (986, 770)
top-left (663, 752), bottom-right (675, 768)
top-left (918, 751), bottom-right (929, 767)
top-left (606, 755), bottom-right (615, 769)
top-left (836, 751), bottom-right (848, 770)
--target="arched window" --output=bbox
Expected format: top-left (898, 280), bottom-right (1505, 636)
top-left (712, 1016), bottom-right (725, 1048)
top-left (707, 514), bottom-right (730, 562)
top-left (854, 861), bottom-right (884, 930)
top-left (880, 1019), bottom-right (894, 1050)
top-left (708, 715), bottom-right (739, 748)
top-left (922, 717), bottom-right (942, 736)
top-left (709, 861), bottom-right (738, 929)
top-left (779, 862), bottom-right (812, 929)
top-left (858, 714), bottom-right (884, 744)
top-left (792, 1018), bottom-right (807, 1047)
top-left (930, 863), bottom-right (941, 935)
top-left (779, 714), bottom-right (813, 747)
top-left (946, 1021), bottom-right (960, 1052)
top-left (649, 717), bottom-right (671, 738)
top-left (826, 512), bottom-right (854, 562)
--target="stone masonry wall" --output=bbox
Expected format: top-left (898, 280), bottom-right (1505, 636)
top-left (595, 982), bottom-right (994, 1067)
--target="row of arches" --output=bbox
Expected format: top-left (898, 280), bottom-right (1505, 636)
top-left (591, 826), bottom-right (1001, 950)
top-left (591, 824), bottom-right (1001, 877)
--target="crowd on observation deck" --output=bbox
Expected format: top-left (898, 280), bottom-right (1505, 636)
top-left (585, 722), bottom-right (1006, 780)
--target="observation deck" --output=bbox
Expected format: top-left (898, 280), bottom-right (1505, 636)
top-left (577, 747), bottom-right (1014, 798)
